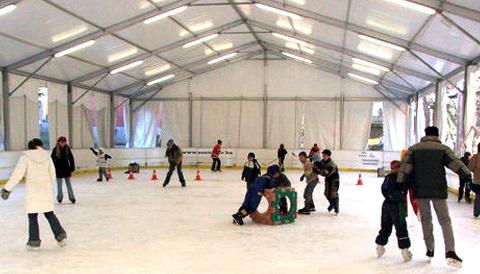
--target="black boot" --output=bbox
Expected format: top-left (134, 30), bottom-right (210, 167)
top-left (446, 251), bottom-right (462, 268)
top-left (298, 207), bottom-right (310, 215)
top-left (232, 213), bottom-right (244, 225)
top-left (70, 199), bottom-right (76, 204)
top-left (163, 182), bottom-right (169, 187)
top-left (426, 249), bottom-right (434, 261)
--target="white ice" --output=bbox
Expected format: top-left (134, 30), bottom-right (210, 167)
top-left (0, 170), bottom-right (479, 274)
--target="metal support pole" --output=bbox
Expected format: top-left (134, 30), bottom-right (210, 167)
top-left (128, 99), bottom-right (134, 148)
top-left (339, 77), bottom-right (345, 149)
top-left (109, 93), bottom-right (115, 148)
top-left (188, 89), bottom-right (193, 147)
top-left (414, 92), bottom-right (419, 142)
top-left (67, 82), bottom-right (73, 147)
top-left (433, 81), bottom-right (440, 126)
top-left (2, 69), bottom-right (10, 150)
top-left (72, 73), bottom-right (109, 105)
top-left (460, 65), bottom-right (469, 153)
top-left (262, 52), bottom-right (268, 149)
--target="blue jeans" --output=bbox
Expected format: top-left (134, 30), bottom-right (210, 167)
top-left (28, 212), bottom-right (66, 246)
top-left (57, 177), bottom-right (75, 202)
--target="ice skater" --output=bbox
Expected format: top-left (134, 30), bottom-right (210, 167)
top-left (51, 136), bottom-right (76, 204)
top-left (90, 147), bottom-right (112, 182)
top-left (211, 139), bottom-right (222, 172)
top-left (459, 152), bottom-right (472, 203)
top-left (1, 138), bottom-right (67, 250)
top-left (232, 165), bottom-right (281, 225)
top-left (277, 144), bottom-right (288, 171)
top-left (317, 149), bottom-right (340, 215)
top-left (309, 143), bottom-right (321, 162)
top-left (468, 143), bottom-right (480, 218)
top-left (398, 126), bottom-right (471, 267)
top-left (241, 152), bottom-right (261, 189)
top-left (163, 139), bottom-right (186, 187)
top-left (298, 151), bottom-right (319, 214)
top-left (375, 160), bottom-right (412, 262)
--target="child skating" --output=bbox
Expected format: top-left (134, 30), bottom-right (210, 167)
top-left (232, 165), bottom-right (281, 225)
top-left (298, 151), bottom-right (319, 215)
top-left (317, 149), bottom-right (340, 215)
top-left (211, 140), bottom-right (222, 172)
top-left (1, 138), bottom-right (67, 250)
top-left (90, 147), bottom-right (112, 182)
top-left (241, 152), bottom-right (261, 189)
top-left (277, 144), bottom-right (288, 172)
top-left (375, 160), bottom-right (412, 262)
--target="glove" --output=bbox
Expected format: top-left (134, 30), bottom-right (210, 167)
top-left (1, 189), bottom-right (10, 200)
top-left (300, 175), bottom-right (305, 182)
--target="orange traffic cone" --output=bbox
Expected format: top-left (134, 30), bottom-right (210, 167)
top-left (107, 168), bottom-right (113, 180)
top-left (128, 171), bottom-right (135, 181)
top-left (356, 173), bottom-right (363, 185)
top-left (195, 169), bottom-right (202, 181)
top-left (151, 169), bottom-right (159, 181)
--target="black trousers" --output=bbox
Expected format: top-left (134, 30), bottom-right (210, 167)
top-left (28, 212), bottom-right (66, 246)
top-left (164, 161), bottom-right (186, 185)
top-left (458, 179), bottom-right (471, 202)
top-left (375, 201), bottom-right (411, 249)
top-left (211, 158), bottom-right (221, 171)
top-left (279, 157), bottom-right (285, 171)
top-left (324, 179), bottom-right (340, 213)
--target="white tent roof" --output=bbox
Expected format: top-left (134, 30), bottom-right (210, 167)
top-left (1, 0), bottom-right (479, 98)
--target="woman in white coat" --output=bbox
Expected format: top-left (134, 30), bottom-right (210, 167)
top-left (1, 138), bottom-right (67, 250)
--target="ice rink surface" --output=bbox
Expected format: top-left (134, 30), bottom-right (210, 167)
top-left (0, 169), bottom-right (479, 274)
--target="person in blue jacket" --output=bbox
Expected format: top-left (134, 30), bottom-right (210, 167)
top-left (232, 165), bottom-right (281, 225)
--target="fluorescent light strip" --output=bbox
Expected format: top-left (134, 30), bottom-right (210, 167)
top-left (108, 48), bottom-right (138, 63)
top-left (147, 74), bottom-right (175, 86)
top-left (255, 3), bottom-right (302, 19)
top-left (52, 26), bottom-right (88, 43)
top-left (352, 58), bottom-right (390, 72)
top-left (205, 42), bottom-right (234, 55)
top-left (272, 33), bottom-right (309, 46)
top-left (0, 4), bottom-right (16, 16)
top-left (352, 64), bottom-right (381, 76)
top-left (110, 60), bottom-right (144, 75)
top-left (54, 40), bottom-right (95, 57)
top-left (357, 45), bottom-right (393, 60)
top-left (145, 64), bottom-right (171, 76)
top-left (208, 52), bottom-right (238, 65)
top-left (348, 73), bottom-right (378, 85)
top-left (385, 0), bottom-right (436, 15)
top-left (183, 34), bottom-right (219, 48)
top-left (180, 20), bottom-right (213, 37)
top-left (144, 6), bottom-right (188, 24)
top-left (282, 52), bottom-right (312, 64)
top-left (358, 35), bottom-right (406, 51)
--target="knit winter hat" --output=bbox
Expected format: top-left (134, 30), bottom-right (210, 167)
top-left (267, 165), bottom-right (280, 177)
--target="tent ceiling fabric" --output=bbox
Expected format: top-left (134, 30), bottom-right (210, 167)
top-left (0, 0), bottom-right (479, 99)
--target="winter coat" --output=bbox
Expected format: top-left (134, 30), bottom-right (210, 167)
top-left (317, 159), bottom-right (339, 183)
top-left (4, 148), bottom-right (56, 213)
top-left (303, 160), bottom-right (319, 183)
top-left (309, 145), bottom-right (320, 157)
top-left (242, 160), bottom-right (261, 183)
top-left (397, 136), bottom-right (471, 199)
top-left (382, 173), bottom-right (406, 202)
top-left (469, 154), bottom-right (480, 184)
top-left (277, 147), bottom-right (287, 161)
top-left (51, 145), bottom-right (75, 178)
top-left (90, 148), bottom-right (112, 168)
top-left (275, 173), bottom-right (291, 188)
top-left (165, 144), bottom-right (183, 163)
top-left (211, 144), bottom-right (221, 159)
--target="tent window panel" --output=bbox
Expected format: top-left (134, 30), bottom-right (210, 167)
top-left (367, 102), bottom-right (384, 151)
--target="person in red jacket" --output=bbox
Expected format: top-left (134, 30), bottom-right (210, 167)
top-left (211, 140), bottom-right (222, 172)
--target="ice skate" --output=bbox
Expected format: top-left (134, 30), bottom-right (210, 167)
top-left (426, 249), bottom-right (434, 262)
top-left (327, 205), bottom-right (333, 212)
top-left (57, 233), bottom-right (67, 247)
top-left (70, 199), bottom-right (76, 204)
top-left (26, 241), bottom-right (40, 251)
top-left (446, 251), bottom-right (462, 268)
top-left (232, 214), bottom-right (244, 226)
top-left (401, 249), bottom-right (412, 262)
top-left (162, 182), bottom-right (169, 187)
top-left (298, 207), bottom-right (310, 215)
top-left (96, 178), bottom-right (102, 182)
top-left (376, 245), bottom-right (385, 258)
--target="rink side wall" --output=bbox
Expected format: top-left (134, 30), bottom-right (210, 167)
top-left (0, 148), bottom-right (461, 193)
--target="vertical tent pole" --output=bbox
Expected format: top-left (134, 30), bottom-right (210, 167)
top-left (188, 86), bottom-right (193, 147)
top-left (2, 69), bottom-right (10, 150)
top-left (128, 99), bottom-right (134, 148)
top-left (109, 93), bottom-right (115, 148)
top-left (262, 52), bottom-right (268, 149)
top-left (67, 82), bottom-right (73, 147)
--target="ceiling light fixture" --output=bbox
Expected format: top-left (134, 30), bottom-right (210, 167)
top-left (352, 58), bottom-right (390, 72)
top-left (348, 73), bottom-right (379, 85)
top-left (208, 52), bottom-right (238, 65)
top-left (385, 0), bottom-right (436, 15)
top-left (144, 6), bottom-right (188, 24)
top-left (54, 40), bottom-right (95, 57)
top-left (282, 52), bottom-right (312, 64)
top-left (358, 34), bottom-right (406, 51)
top-left (147, 74), bottom-right (175, 86)
top-left (145, 64), bottom-right (171, 76)
top-left (110, 60), bottom-right (144, 74)
top-left (0, 4), bottom-right (16, 16)
top-left (183, 34), bottom-right (219, 48)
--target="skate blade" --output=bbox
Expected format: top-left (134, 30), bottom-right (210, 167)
top-left (26, 246), bottom-right (40, 252)
top-left (57, 240), bottom-right (67, 247)
top-left (447, 259), bottom-right (462, 268)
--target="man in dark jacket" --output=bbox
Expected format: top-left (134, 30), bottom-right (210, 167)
top-left (163, 139), bottom-right (186, 187)
top-left (317, 149), bottom-right (340, 215)
top-left (277, 144), bottom-right (288, 171)
top-left (458, 152), bottom-right (472, 203)
top-left (398, 126), bottom-right (471, 267)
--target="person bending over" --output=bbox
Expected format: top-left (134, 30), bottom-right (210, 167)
top-left (232, 165), bottom-right (281, 225)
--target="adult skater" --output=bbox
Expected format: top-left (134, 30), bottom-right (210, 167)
top-left (163, 139), bottom-right (186, 188)
top-left (375, 160), bottom-right (412, 262)
top-left (211, 139), bottom-right (222, 172)
top-left (1, 138), bottom-right (67, 250)
top-left (277, 144), bottom-right (288, 171)
top-left (241, 152), bottom-right (261, 189)
top-left (398, 126), bottom-right (471, 267)
top-left (317, 149), bottom-right (340, 215)
top-left (51, 136), bottom-right (76, 204)
top-left (468, 144), bottom-right (480, 218)
top-left (298, 151), bottom-right (319, 214)
top-left (232, 165), bottom-right (281, 225)
top-left (459, 152), bottom-right (472, 203)
top-left (90, 147), bottom-right (112, 182)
